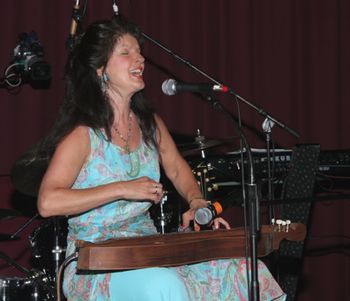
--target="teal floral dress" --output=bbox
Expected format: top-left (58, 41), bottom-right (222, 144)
top-left (63, 128), bottom-right (286, 301)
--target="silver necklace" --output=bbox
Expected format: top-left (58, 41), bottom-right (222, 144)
top-left (113, 113), bottom-right (141, 177)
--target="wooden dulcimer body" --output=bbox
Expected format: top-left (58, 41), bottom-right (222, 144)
top-left (76, 223), bottom-right (306, 271)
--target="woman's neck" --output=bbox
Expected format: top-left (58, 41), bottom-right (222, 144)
top-left (109, 95), bottom-right (132, 123)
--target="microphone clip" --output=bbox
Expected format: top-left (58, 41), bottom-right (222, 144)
top-left (66, 1), bottom-right (83, 51)
top-left (71, 4), bottom-right (82, 24)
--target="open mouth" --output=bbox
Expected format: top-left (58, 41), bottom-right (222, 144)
top-left (130, 68), bottom-right (143, 78)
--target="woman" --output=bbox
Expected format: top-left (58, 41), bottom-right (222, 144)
top-left (37, 17), bottom-right (285, 300)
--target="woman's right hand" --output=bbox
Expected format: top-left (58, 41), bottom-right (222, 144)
top-left (118, 176), bottom-right (164, 204)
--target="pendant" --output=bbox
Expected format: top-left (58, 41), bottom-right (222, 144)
top-left (123, 144), bottom-right (130, 154)
top-left (126, 151), bottom-right (141, 178)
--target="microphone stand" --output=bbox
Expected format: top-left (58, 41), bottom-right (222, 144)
top-left (200, 93), bottom-right (260, 301)
top-left (141, 32), bottom-right (299, 139)
top-left (140, 29), bottom-right (299, 301)
top-left (262, 118), bottom-right (275, 221)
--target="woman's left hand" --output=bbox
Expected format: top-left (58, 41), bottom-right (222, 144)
top-left (179, 198), bottom-right (206, 231)
top-left (180, 204), bottom-right (231, 232)
top-left (211, 217), bottom-right (231, 230)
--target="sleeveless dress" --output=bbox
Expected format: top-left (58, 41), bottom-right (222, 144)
top-left (63, 128), bottom-right (286, 301)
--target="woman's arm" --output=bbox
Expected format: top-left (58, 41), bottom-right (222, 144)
top-left (155, 115), bottom-right (231, 230)
top-left (38, 126), bottom-right (162, 217)
top-left (155, 115), bottom-right (207, 209)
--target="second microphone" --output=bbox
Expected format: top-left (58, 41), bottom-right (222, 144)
top-left (194, 201), bottom-right (224, 226)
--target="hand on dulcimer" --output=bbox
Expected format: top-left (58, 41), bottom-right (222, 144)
top-left (76, 222), bottom-right (306, 271)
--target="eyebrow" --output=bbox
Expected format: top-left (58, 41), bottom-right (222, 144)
top-left (117, 44), bottom-right (141, 52)
top-left (117, 36), bottom-right (140, 49)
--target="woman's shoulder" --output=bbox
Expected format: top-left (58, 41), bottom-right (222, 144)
top-left (51, 126), bottom-right (91, 168)
top-left (57, 126), bottom-right (92, 152)
top-left (66, 125), bottom-right (91, 141)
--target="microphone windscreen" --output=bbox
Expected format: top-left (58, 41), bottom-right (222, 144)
top-left (161, 79), bottom-right (176, 96)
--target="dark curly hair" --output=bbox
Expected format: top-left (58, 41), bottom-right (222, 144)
top-left (39, 17), bottom-right (156, 158)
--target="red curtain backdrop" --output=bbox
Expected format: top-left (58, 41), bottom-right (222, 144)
top-left (0, 1), bottom-right (349, 300)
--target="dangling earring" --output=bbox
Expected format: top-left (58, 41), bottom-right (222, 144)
top-left (100, 72), bottom-right (109, 92)
top-left (102, 72), bottom-right (109, 82)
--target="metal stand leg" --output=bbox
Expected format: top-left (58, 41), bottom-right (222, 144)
top-left (159, 194), bottom-right (168, 234)
top-left (52, 217), bottom-right (65, 275)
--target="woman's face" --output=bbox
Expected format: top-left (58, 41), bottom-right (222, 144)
top-left (104, 33), bottom-right (145, 97)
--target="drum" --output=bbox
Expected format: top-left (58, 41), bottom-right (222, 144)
top-left (0, 277), bottom-right (43, 301)
top-left (29, 217), bottom-right (68, 283)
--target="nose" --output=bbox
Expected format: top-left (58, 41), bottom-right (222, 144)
top-left (136, 52), bottom-right (145, 63)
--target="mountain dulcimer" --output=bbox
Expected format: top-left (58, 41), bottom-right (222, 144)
top-left (76, 222), bottom-right (306, 271)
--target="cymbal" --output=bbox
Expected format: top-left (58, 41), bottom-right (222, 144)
top-left (0, 209), bottom-right (21, 220)
top-left (11, 143), bottom-right (49, 197)
top-left (178, 139), bottom-right (223, 156)
top-left (178, 135), bottom-right (239, 157)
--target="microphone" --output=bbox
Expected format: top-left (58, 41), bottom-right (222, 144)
top-left (194, 201), bottom-right (224, 226)
top-left (161, 79), bottom-right (229, 96)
